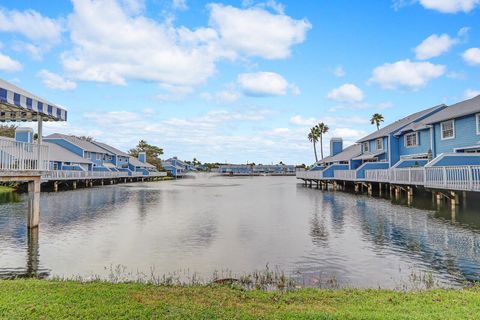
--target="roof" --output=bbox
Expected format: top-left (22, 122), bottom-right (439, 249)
top-left (44, 133), bottom-right (110, 154)
top-left (352, 151), bottom-right (385, 161)
top-left (422, 95), bottom-right (480, 125)
top-left (357, 104), bottom-right (446, 143)
top-left (321, 144), bottom-right (362, 164)
top-left (45, 142), bottom-right (93, 164)
top-left (129, 156), bottom-right (155, 168)
top-left (0, 78), bottom-right (67, 122)
top-left (91, 141), bottom-right (130, 157)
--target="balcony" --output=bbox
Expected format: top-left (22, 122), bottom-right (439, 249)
top-left (0, 138), bottom-right (49, 174)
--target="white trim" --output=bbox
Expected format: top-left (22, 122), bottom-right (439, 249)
top-left (426, 152), bottom-right (480, 167)
top-left (375, 138), bottom-right (383, 150)
top-left (404, 132), bottom-right (418, 148)
top-left (476, 113), bottom-right (480, 135)
top-left (363, 141), bottom-right (369, 153)
top-left (440, 120), bottom-right (455, 140)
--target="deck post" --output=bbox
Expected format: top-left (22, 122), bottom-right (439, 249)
top-left (333, 181), bottom-right (337, 191)
top-left (354, 183), bottom-right (359, 193)
top-left (379, 183), bottom-right (382, 197)
top-left (450, 191), bottom-right (459, 209)
top-left (27, 178), bottom-right (41, 228)
top-left (72, 181), bottom-right (77, 190)
top-left (395, 186), bottom-right (400, 198)
top-left (53, 181), bottom-right (58, 192)
top-left (101, 179), bottom-right (104, 186)
top-left (368, 183), bottom-right (372, 196)
top-left (89, 180), bottom-right (93, 187)
top-left (436, 192), bottom-right (442, 206)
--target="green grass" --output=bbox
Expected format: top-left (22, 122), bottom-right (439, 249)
top-left (1, 280), bottom-right (480, 319)
top-left (0, 185), bottom-right (14, 193)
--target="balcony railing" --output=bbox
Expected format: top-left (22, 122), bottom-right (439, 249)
top-left (43, 170), bottom-right (130, 180)
top-left (0, 138), bottom-right (49, 172)
top-left (425, 166), bottom-right (480, 191)
top-left (296, 170), bottom-right (323, 179)
top-left (334, 170), bottom-right (357, 181)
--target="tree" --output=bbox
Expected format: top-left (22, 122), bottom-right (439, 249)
top-left (78, 135), bottom-right (95, 142)
top-left (315, 123), bottom-right (329, 160)
top-left (128, 140), bottom-right (164, 170)
top-left (370, 113), bottom-right (384, 131)
top-left (308, 127), bottom-right (319, 162)
top-left (0, 124), bottom-right (17, 138)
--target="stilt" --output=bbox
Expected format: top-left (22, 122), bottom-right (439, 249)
top-left (72, 181), bottom-right (77, 190)
top-left (379, 183), bottom-right (382, 197)
top-left (27, 178), bottom-right (41, 228)
top-left (53, 181), bottom-right (58, 192)
top-left (26, 227), bottom-right (39, 277)
top-left (367, 183), bottom-right (372, 196)
top-left (436, 192), bottom-right (442, 206)
top-left (354, 183), bottom-right (359, 193)
top-left (101, 179), bottom-right (104, 186)
top-left (333, 181), bottom-right (337, 191)
top-left (110, 180), bottom-right (114, 185)
top-left (450, 191), bottom-right (459, 209)
top-left (395, 186), bottom-right (400, 198)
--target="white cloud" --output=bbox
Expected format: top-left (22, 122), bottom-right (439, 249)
top-left (61, 0), bottom-right (309, 90)
top-left (327, 83), bottom-right (364, 103)
top-left (120, 0), bottom-right (145, 15)
top-left (463, 48), bottom-right (480, 65)
top-left (172, 0), bottom-right (188, 10)
top-left (237, 71), bottom-right (290, 96)
top-left (369, 59), bottom-right (445, 90)
top-left (414, 34), bottom-right (458, 60)
top-left (208, 3), bottom-right (311, 59)
top-left (333, 66), bottom-right (345, 77)
top-left (0, 52), bottom-right (22, 72)
top-left (215, 90), bottom-right (241, 103)
top-left (37, 69), bottom-right (77, 90)
top-left (418, 0), bottom-right (480, 13)
top-left (0, 8), bottom-right (62, 43)
top-left (289, 115), bottom-right (368, 127)
top-left (62, 0), bottom-right (223, 86)
top-left (464, 89), bottom-right (480, 99)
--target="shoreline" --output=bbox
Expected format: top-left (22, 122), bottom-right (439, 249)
top-left (1, 279), bottom-right (479, 319)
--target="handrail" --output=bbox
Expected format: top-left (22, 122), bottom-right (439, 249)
top-left (0, 138), bottom-right (49, 171)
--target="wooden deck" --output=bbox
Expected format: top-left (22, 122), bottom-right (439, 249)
top-left (297, 166), bottom-right (480, 192)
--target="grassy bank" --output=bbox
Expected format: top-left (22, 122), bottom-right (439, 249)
top-left (0, 185), bottom-right (14, 193)
top-left (0, 280), bottom-right (479, 319)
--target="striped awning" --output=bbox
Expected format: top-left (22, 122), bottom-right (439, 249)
top-left (0, 78), bottom-right (67, 122)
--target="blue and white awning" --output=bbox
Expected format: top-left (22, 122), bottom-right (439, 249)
top-left (0, 78), bottom-right (67, 122)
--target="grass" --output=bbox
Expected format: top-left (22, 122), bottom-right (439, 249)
top-left (0, 185), bottom-right (14, 193)
top-left (1, 280), bottom-right (480, 319)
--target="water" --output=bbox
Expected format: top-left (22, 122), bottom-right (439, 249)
top-left (1, 174), bottom-right (480, 288)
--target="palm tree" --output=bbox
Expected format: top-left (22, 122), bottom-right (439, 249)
top-left (370, 113), bottom-right (384, 131)
top-left (315, 123), bottom-right (329, 160)
top-left (308, 127), bottom-right (319, 162)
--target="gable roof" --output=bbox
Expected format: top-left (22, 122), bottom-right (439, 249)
top-left (357, 104), bottom-right (446, 143)
top-left (91, 141), bottom-right (130, 157)
top-left (422, 95), bottom-right (480, 125)
top-left (321, 144), bottom-right (362, 164)
top-left (129, 156), bottom-right (155, 168)
top-left (45, 142), bottom-right (93, 164)
top-left (44, 133), bottom-right (110, 154)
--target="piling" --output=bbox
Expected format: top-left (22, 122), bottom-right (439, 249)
top-left (72, 181), bottom-right (77, 190)
top-left (53, 181), bottom-right (58, 192)
top-left (27, 178), bottom-right (41, 228)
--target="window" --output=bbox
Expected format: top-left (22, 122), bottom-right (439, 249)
top-left (477, 114), bottom-right (480, 135)
top-left (376, 138), bottom-right (383, 150)
top-left (405, 132), bottom-right (418, 147)
top-left (441, 120), bottom-right (455, 140)
top-left (84, 151), bottom-right (90, 159)
top-left (96, 153), bottom-right (101, 160)
top-left (363, 142), bottom-right (369, 152)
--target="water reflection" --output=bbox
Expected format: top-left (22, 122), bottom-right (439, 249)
top-left (1, 176), bottom-right (480, 288)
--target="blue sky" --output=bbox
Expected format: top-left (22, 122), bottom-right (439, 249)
top-left (0, 0), bottom-right (479, 164)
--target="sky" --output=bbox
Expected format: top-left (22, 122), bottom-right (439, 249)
top-left (0, 0), bottom-right (478, 165)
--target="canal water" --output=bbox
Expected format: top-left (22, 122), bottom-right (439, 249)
top-left (1, 174), bottom-right (479, 288)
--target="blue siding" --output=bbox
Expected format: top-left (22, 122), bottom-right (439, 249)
top-left (434, 115), bottom-right (480, 156)
top-left (356, 162), bottom-right (389, 179)
top-left (44, 138), bottom-right (84, 157)
top-left (399, 129), bottom-right (431, 156)
top-left (433, 155), bottom-right (480, 166)
top-left (395, 159), bottom-right (428, 168)
top-left (331, 140), bottom-right (343, 156)
top-left (322, 164), bottom-right (348, 178)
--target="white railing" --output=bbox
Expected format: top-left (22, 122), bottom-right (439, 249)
top-left (131, 172), bottom-right (145, 177)
top-left (43, 170), bottom-right (130, 180)
top-left (296, 170), bottom-right (323, 180)
top-left (147, 171), bottom-right (167, 177)
top-left (391, 168), bottom-right (425, 185)
top-left (334, 170), bottom-right (357, 181)
top-left (425, 166), bottom-right (480, 191)
top-left (365, 169), bottom-right (390, 182)
top-left (0, 138), bottom-right (49, 172)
